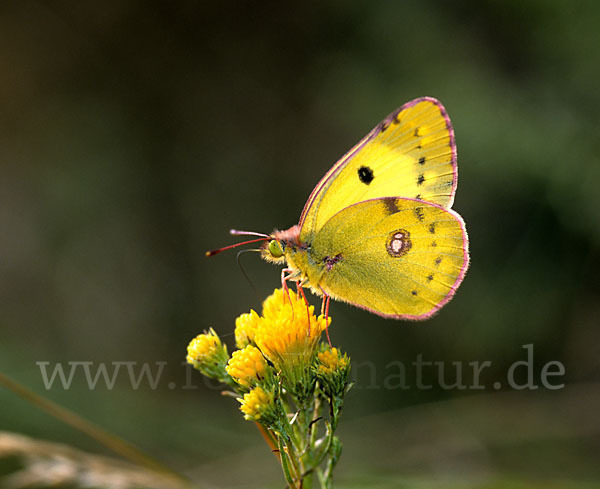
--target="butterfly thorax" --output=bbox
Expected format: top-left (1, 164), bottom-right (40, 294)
top-left (273, 225), bottom-right (302, 246)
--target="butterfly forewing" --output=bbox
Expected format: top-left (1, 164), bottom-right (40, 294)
top-left (309, 197), bottom-right (468, 319)
top-left (299, 98), bottom-right (457, 244)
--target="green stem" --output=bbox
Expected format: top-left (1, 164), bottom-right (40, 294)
top-left (308, 421), bottom-right (333, 470)
top-left (309, 396), bottom-right (321, 447)
top-left (278, 436), bottom-right (298, 488)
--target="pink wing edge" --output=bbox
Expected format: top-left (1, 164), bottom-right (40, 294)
top-left (298, 97), bottom-right (459, 229)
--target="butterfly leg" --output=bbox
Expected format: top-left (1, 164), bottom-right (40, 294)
top-left (282, 268), bottom-right (305, 322)
top-left (319, 286), bottom-right (332, 346)
top-left (281, 268), bottom-right (294, 306)
top-left (295, 280), bottom-right (312, 335)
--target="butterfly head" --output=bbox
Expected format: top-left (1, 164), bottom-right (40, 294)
top-left (261, 238), bottom-right (286, 264)
top-left (260, 225), bottom-right (301, 264)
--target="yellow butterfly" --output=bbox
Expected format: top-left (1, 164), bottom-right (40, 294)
top-left (209, 97), bottom-right (469, 319)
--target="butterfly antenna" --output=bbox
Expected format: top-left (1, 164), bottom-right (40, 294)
top-left (205, 237), bottom-right (269, 257)
top-left (236, 248), bottom-right (264, 304)
top-left (230, 229), bottom-right (271, 238)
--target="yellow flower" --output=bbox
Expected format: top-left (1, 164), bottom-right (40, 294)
top-left (226, 345), bottom-right (268, 388)
top-left (186, 328), bottom-right (230, 382)
top-left (316, 346), bottom-right (351, 403)
top-left (238, 386), bottom-right (289, 435)
top-left (261, 288), bottom-right (291, 319)
top-left (254, 289), bottom-right (330, 372)
top-left (317, 347), bottom-right (348, 376)
top-left (187, 329), bottom-right (221, 365)
top-left (234, 309), bottom-right (261, 348)
top-left (239, 386), bottom-right (272, 421)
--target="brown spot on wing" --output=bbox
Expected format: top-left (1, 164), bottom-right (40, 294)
top-left (383, 197), bottom-right (400, 215)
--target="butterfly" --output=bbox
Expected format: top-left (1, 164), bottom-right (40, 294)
top-left (208, 97), bottom-right (469, 320)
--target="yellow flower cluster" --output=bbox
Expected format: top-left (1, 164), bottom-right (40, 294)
top-left (251, 289), bottom-right (330, 371)
top-left (229, 288), bottom-right (332, 401)
top-left (239, 386), bottom-right (272, 421)
top-left (234, 310), bottom-right (261, 349)
top-left (226, 345), bottom-right (267, 388)
top-left (186, 329), bottom-right (222, 367)
top-left (316, 346), bottom-right (350, 403)
top-left (186, 328), bottom-right (231, 383)
top-left (185, 287), bottom-right (351, 487)
top-left (317, 347), bottom-right (348, 375)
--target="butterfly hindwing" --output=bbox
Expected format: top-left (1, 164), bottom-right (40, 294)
top-left (307, 197), bottom-right (468, 319)
top-left (299, 98), bottom-right (457, 244)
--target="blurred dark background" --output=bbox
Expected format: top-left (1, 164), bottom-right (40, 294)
top-left (1, 1), bottom-right (599, 488)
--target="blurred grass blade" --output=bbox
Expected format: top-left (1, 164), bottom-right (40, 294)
top-left (0, 373), bottom-right (196, 488)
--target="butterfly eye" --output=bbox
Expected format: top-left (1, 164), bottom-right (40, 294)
top-left (268, 240), bottom-right (284, 258)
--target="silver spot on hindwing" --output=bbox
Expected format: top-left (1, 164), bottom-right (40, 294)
top-left (386, 229), bottom-right (412, 258)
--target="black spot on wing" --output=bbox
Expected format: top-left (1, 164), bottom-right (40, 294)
top-left (358, 166), bottom-right (374, 184)
top-left (429, 223), bottom-right (436, 234)
top-left (411, 290), bottom-right (418, 296)
top-left (427, 274), bottom-right (434, 282)
top-left (383, 197), bottom-right (400, 215)
top-left (415, 207), bottom-right (425, 222)
top-left (418, 156), bottom-right (426, 165)
top-left (417, 174), bottom-right (425, 186)
top-left (435, 256), bottom-right (442, 266)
